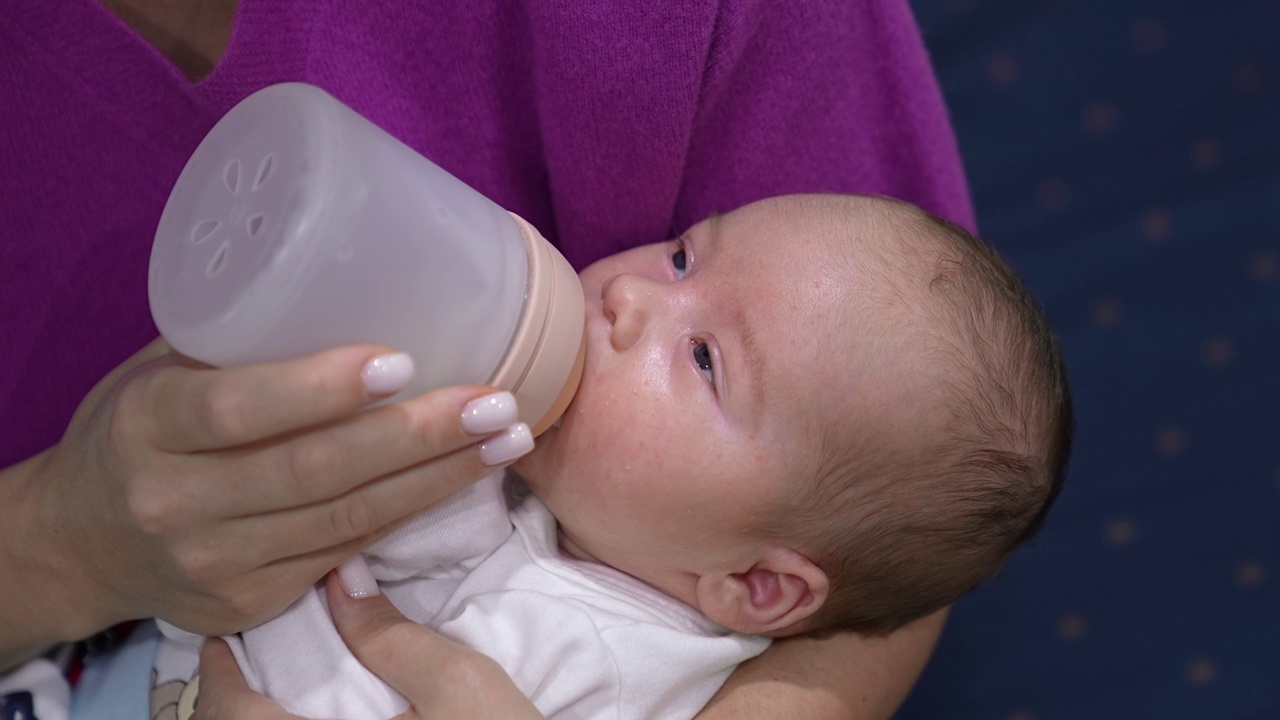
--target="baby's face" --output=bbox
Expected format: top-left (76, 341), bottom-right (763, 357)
top-left (515, 195), bottom-right (927, 601)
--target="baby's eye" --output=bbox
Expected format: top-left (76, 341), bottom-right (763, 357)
top-left (671, 240), bottom-right (688, 279)
top-left (692, 340), bottom-right (714, 384)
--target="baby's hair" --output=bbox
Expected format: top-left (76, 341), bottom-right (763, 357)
top-left (777, 196), bottom-right (1074, 637)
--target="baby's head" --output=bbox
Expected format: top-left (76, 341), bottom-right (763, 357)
top-left (515, 194), bottom-right (1073, 638)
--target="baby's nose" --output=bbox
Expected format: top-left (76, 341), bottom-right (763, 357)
top-left (602, 274), bottom-right (654, 351)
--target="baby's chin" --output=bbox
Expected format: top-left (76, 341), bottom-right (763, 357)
top-left (516, 389), bottom-right (589, 497)
top-left (511, 424), bottom-right (557, 488)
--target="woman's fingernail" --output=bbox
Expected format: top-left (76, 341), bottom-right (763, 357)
top-left (461, 391), bottom-right (519, 435)
top-left (479, 423), bottom-right (534, 466)
top-left (361, 353), bottom-right (414, 396)
top-left (336, 555), bottom-right (380, 599)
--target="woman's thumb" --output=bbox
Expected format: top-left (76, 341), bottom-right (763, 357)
top-left (325, 563), bottom-right (443, 693)
top-left (324, 561), bottom-right (545, 718)
top-left (326, 558), bottom-right (402, 649)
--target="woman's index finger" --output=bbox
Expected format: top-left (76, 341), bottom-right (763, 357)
top-left (140, 345), bottom-right (403, 453)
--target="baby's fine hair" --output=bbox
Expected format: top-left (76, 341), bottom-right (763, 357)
top-left (780, 196), bottom-right (1074, 637)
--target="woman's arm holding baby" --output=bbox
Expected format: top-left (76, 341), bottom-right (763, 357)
top-left (696, 610), bottom-right (949, 720)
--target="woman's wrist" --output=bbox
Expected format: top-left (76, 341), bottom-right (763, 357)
top-left (0, 449), bottom-right (115, 669)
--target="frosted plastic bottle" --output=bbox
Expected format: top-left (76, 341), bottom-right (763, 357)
top-left (148, 83), bottom-right (585, 436)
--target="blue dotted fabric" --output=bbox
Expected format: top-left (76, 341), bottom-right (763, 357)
top-left (900, 2), bottom-right (1280, 719)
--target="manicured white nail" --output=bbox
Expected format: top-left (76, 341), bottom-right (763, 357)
top-left (337, 555), bottom-right (380, 599)
top-left (361, 353), bottom-right (414, 395)
top-left (461, 391), bottom-right (519, 435)
top-left (479, 422), bottom-right (534, 466)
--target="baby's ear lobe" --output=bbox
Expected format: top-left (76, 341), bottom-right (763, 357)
top-left (696, 548), bottom-right (829, 636)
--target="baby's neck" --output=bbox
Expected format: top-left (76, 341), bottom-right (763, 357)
top-left (513, 470), bottom-right (704, 616)
top-left (554, 527), bottom-right (598, 562)
top-left (507, 469), bottom-right (599, 564)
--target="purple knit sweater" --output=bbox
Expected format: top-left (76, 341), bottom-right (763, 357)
top-left (0, 0), bottom-right (972, 468)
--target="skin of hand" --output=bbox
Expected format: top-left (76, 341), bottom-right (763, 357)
top-left (0, 338), bottom-right (520, 670)
top-left (195, 572), bottom-right (544, 720)
top-left (695, 609), bottom-right (949, 720)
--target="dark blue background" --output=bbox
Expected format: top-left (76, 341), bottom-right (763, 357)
top-left (901, 1), bottom-right (1280, 718)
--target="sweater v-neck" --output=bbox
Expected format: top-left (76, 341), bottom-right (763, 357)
top-left (14, 0), bottom-right (315, 150)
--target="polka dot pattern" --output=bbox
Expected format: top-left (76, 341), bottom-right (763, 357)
top-left (1106, 517), bottom-right (1138, 546)
top-left (987, 53), bottom-right (1021, 87)
top-left (1140, 209), bottom-right (1172, 243)
top-left (1133, 18), bottom-right (1167, 53)
top-left (1090, 299), bottom-right (1122, 328)
top-left (1235, 561), bottom-right (1265, 589)
top-left (1252, 251), bottom-right (1276, 282)
top-left (1234, 64), bottom-right (1263, 95)
top-left (1083, 101), bottom-right (1119, 135)
top-left (1185, 658), bottom-right (1220, 688)
top-left (1191, 139), bottom-right (1223, 170)
top-left (1156, 427), bottom-right (1186, 458)
top-left (1037, 178), bottom-right (1070, 211)
top-left (1202, 336), bottom-right (1234, 368)
top-left (902, 1), bottom-right (1280, 718)
top-left (1056, 613), bottom-right (1088, 641)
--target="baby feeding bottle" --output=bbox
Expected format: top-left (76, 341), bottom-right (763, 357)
top-left (148, 82), bottom-right (585, 436)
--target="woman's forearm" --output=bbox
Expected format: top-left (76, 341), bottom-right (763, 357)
top-left (0, 450), bottom-right (100, 671)
top-left (695, 608), bottom-right (949, 720)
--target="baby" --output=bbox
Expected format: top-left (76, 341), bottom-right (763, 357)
top-left (154, 193), bottom-right (1073, 719)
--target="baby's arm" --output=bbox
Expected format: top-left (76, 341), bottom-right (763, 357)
top-left (695, 609), bottom-right (948, 720)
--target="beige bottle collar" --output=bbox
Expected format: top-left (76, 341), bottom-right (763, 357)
top-left (487, 213), bottom-right (586, 436)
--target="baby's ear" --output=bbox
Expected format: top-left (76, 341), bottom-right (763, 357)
top-left (695, 548), bottom-right (829, 636)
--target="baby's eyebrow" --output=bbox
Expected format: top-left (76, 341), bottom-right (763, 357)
top-left (705, 212), bottom-right (724, 246)
top-left (737, 320), bottom-right (767, 417)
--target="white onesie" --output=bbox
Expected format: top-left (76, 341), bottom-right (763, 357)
top-left (155, 473), bottom-right (769, 720)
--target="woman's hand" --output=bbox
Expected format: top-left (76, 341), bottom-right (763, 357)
top-left (196, 571), bottom-right (543, 720)
top-left (2, 339), bottom-right (528, 667)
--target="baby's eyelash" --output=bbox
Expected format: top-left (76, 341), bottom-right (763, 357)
top-left (671, 238), bottom-right (689, 278)
top-left (692, 339), bottom-right (714, 385)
